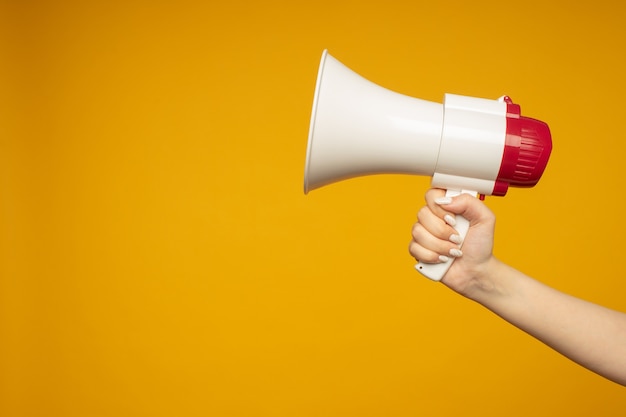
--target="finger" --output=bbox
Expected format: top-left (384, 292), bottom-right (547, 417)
top-left (416, 204), bottom-right (460, 243)
top-left (410, 222), bottom-right (461, 262)
top-left (424, 188), bottom-right (458, 226)
top-left (408, 239), bottom-right (445, 264)
top-left (433, 192), bottom-right (496, 227)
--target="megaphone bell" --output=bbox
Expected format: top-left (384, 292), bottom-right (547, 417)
top-left (304, 50), bottom-right (552, 281)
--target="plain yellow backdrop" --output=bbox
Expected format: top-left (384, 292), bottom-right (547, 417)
top-left (1, 1), bottom-right (625, 416)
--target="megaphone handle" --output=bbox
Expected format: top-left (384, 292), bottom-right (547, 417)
top-left (415, 189), bottom-right (476, 282)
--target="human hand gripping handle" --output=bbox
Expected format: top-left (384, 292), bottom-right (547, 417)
top-left (414, 189), bottom-right (477, 281)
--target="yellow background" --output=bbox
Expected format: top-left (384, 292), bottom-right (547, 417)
top-left (1, 1), bottom-right (625, 416)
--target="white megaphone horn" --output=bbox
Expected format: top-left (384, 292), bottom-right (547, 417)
top-left (304, 50), bottom-right (552, 282)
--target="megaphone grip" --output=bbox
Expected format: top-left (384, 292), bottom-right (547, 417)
top-left (415, 189), bottom-right (476, 281)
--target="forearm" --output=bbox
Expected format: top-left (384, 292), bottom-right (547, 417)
top-left (463, 258), bottom-right (626, 386)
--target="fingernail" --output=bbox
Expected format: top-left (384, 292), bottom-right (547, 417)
top-left (435, 197), bottom-right (452, 205)
top-left (449, 248), bottom-right (463, 258)
top-left (449, 234), bottom-right (462, 244)
top-left (444, 214), bottom-right (456, 227)
top-left (438, 255), bottom-right (450, 263)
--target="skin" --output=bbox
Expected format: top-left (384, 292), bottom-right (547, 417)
top-left (409, 188), bottom-right (626, 386)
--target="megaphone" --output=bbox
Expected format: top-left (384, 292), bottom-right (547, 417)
top-left (304, 50), bottom-right (552, 281)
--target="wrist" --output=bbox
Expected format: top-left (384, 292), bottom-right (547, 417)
top-left (455, 256), bottom-right (505, 301)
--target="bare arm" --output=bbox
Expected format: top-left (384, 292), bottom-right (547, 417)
top-left (409, 189), bottom-right (626, 386)
top-left (470, 257), bottom-right (626, 386)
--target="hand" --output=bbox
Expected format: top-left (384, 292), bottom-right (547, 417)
top-left (409, 189), bottom-right (497, 295)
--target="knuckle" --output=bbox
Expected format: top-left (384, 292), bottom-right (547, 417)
top-left (411, 222), bottom-right (423, 239)
top-left (416, 206), bottom-right (429, 222)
